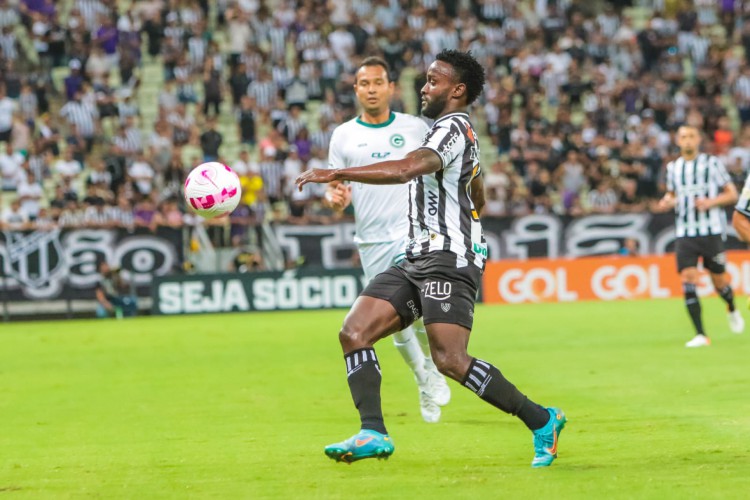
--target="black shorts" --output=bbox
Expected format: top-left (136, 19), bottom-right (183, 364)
top-left (675, 235), bottom-right (726, 274)
top-left (361, 251), bottom-right (481, 330)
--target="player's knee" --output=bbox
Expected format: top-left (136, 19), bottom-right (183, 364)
top-left (339, 315), bottom-right (373, 350)
top-left (339, 324), bottom-right (363, 349)
top-left (431, 349), bottom-right (470, 381)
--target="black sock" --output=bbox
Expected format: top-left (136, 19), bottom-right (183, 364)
top-left (462, 358), bottom-right (550, 430)
top-left (718, 285), bottom-right (736, 312)
top-left (683, 283), bottom-right (705, 335)
top-left (344, 348), bottom-right (386, 434)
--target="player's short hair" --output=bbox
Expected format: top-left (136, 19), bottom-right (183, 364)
top-left (677, 124), bottom-right (700, 133)
top-left (435, 49), bottom-right (485, 105)
top-left (356, 56), bottom-right (392, 82)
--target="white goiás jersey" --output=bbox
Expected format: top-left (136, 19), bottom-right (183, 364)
top-left (407, 112), bottom-right (487, 270)
top-left (328, 111), bottom-right (430, 244)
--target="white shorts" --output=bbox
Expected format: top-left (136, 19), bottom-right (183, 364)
top-left (358, 239), bottom-right (407, 283)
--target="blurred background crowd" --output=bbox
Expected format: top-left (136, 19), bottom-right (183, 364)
top-left (1, 0), bottom-right (750, 243)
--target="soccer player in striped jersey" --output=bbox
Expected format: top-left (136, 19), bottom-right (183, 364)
top-left (324, 56), bottom-right (451, 423)
top-left (658, 125), bottom-right (744, 347)
top-left (297, 50), bottom-right (566, 468)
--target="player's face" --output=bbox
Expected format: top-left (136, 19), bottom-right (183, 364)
top-left (354, 65), bottom-right (394, 115)
top-left (420, 61), bottom-right (458, 119)
top-left (676, 126), bottom-right (701, 155)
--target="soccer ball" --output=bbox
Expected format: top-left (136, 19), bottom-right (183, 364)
top-left (184, 162), bottom-right (242, 218)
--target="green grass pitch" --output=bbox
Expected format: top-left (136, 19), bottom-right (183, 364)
top-left (1, 298), bottom-right (750, 498)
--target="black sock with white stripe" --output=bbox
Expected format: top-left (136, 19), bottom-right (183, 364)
top-left (462, 358), bottom-right (550, 430)
top-left (344, 348), bottom-right (387, 435)
top-left (718, 285), bottom-right (736, 312)
top-left (683, 283), bottom-right (705, 335)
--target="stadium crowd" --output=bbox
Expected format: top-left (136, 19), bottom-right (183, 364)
top-left (1, 0), bottom-right (750, 238)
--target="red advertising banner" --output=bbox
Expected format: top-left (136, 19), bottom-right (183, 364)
top-left (482, 251), bottom-right (750, 304)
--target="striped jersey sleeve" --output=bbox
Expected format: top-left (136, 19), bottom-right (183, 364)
top-left (419, 120), bottom-right (465, 170)
top-left (710, 156), bottom-right (731, 188)
top-left (665, 161), bottom-right (675, 192)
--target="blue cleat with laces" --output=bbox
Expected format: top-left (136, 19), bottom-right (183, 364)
top-left (531, 407), bottom-right (567, 468)
top-left (324, 429), bottom-right (395, 463)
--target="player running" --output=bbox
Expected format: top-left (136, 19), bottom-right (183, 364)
top-left (658, 125), bottom-right (744, 347)
top-left (297, 50), bottom-right (566, 468)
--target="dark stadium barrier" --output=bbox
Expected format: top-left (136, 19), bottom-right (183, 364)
top-left (482, 251), bottom-right (750, 304)
top-left (151, 267), bottom-right (366, 315)
top-left (271, 212), bottom-right (746, 268)
top-left (0, 228), bottom-right (183, 310)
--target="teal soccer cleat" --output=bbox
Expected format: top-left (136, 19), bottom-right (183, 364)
top-left (531, 407), bottom-right (567, 468)
top-left (324, 429), bottom-right (395, 463)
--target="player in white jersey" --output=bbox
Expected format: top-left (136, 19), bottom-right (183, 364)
top-left (298, 50), bottom-right (566, 468)
top-left (324, 57), bottom-right (451, 423)
top-left (658, 125), bottom-right (743, 347)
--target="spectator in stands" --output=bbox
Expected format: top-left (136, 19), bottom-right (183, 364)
top-left (36, 113), bottom-right (60, 156)
top-left (2, 198), bottom-right (29, 230)
top-left (229, 201), bottom-right (256, 247)
top-left (53, 148), bottom-right (83, 184)
top-left (134, 196), bottom-right (158, 232)
top-left (618, 238), bottom-right (640, 257)
top-left (0, 84), bottom-right (14, 143)
top-left (587, 179), bottom-right (618, 214)
top-left (16, 172), bottom-right (43, 220)
top-left (0, 141), bottom-right (23, 191)
top-left (155, 198), bottom-right (183, 228)
top-left (95, 262), bottom-right (137, 319)
top-left (59, 89), bottom-right (98, 153)
top-left (128, 152), bottom-right (155, 197)
top-left (110, 196), bottom-right (134, 231)
top-left (231, 149), bottom-right (254, 177)
top-left (237, 95), bottom-right (256, 148)
top-left (200, 117), bottom-right (222, 162)
top-left (202, 57), bottom-right (223, 117)
top-left (148, 119), bottom-right (173, 176)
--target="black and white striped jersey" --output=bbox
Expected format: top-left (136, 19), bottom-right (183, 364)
top-left (666, 153), bottom-right (731, 238)
top-left (406, 112), bottom-right (487, 270)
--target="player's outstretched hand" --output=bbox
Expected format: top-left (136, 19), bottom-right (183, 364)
top-left (296, 168), bottom-right (336, 190)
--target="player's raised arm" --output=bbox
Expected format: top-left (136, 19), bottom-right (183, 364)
top-left (296, 148), bottom-right (443, 189)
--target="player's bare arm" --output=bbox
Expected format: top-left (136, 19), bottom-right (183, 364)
top-left (470, 173), bottom-right (485, 215)
top-left (695, 183), bottom-right (738, 212)
top-left (296, 148), bottom-right (442, 188)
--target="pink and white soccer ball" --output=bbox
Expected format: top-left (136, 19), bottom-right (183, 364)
top-left (184, 162), bottom-right (242, 218)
